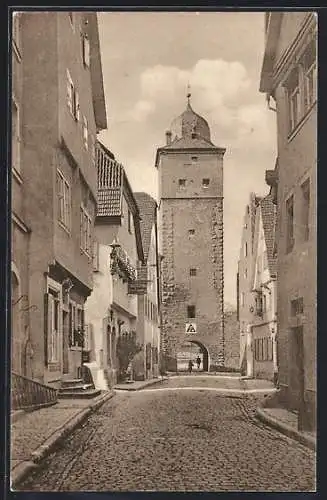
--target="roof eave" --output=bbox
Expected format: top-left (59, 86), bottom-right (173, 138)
top-left (88, 12), bottom-right (107, 131)
top-left (259, 12), bottom-right (283, 95)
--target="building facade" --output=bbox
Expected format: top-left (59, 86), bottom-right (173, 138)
top-left (250, 195), bottom-right (277, 382)
top-left (237, 193), bottom-right (262, 375)
top-left (134, 192), bottom-right (161, 380)
top-left (155, 95), bottom-right (226, 371)
top-left (11, 11), bottom-right (107, 385)
top-left (260, 12), bottom-right (317, 430)
top-left (84, 142), bottom-right (144, 387)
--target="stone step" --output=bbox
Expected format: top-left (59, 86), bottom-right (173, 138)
top-left (60, 378), bottom-right (84, 388)
top-left (59, 383), bottom-right (93, 392)
top-left (58, 388), bottom-right (102, 399)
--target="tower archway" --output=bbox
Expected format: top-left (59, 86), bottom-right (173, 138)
top-left (177, 340), bottom-right (209, 372)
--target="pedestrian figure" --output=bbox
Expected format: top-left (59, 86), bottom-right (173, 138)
top-left (196, 356), bottom-right (201, 370)
top-left (188, 360), bottom-right (194, 373)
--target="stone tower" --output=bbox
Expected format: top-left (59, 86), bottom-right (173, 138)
top-left (155, 94), bottom-right (226, 371)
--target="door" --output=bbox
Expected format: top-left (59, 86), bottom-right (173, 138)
top-left (290, 326), bottom-right (305, 413)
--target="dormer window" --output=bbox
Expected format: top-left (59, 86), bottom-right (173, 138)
top-left (202, 178), bottom-right (210, 188)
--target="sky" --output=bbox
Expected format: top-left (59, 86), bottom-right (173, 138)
top-left (97, 11), bottom-right (277, 307)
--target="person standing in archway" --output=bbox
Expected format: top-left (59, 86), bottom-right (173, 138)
top-left (188, 359), bottom-right (194, 373)
top-left (196, 355), bottom-right (201, 371)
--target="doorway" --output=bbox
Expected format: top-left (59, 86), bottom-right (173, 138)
top-left (176, 341), bottom-right (209, 372)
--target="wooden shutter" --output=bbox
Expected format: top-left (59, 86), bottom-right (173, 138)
top-left (44, 293), bottom-right (49, 366)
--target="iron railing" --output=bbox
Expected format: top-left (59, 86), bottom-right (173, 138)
top-left (11, 372), bottom-right (58, 411)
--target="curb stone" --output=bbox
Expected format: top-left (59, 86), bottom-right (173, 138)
top-left (10, 390), bottom-right (115, 489)
top-left (114, 377), bottom-right (168, 391)
top-left (256, 407), bottom-right (316, 451)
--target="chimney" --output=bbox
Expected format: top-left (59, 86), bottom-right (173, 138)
top-left (165, 130), bottom-right (172, 145)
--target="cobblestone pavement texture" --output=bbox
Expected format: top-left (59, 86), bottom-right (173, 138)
top-left (11, 394), bottom-right (108, 463)
top-left (17, 379), bottom-right (316, 492)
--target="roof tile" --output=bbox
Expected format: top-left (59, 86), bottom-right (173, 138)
top-left (97, 187), bottom-right (122, 217)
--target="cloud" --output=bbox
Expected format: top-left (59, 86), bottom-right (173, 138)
top-left (125, 99), bottom-right (156, 122)
top-left (123, 59), bottom-right (273, 150)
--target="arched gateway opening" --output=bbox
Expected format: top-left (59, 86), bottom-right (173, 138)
top-left (176, 341), bottom-right (209, 372)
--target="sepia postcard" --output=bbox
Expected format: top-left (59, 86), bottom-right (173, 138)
top-left (9, 9), bottom-right (316, 493)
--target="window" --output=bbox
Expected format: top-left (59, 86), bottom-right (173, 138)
top-left (12, 12), bottom-right (21, 55)
top-left (178, 179), bottom-right (186, 187)
top-left (12, 98), bottom-right (20, 173)
top-left (188, 229), bottom-right (195, 237)
top-left (202, 178), bottom-right (210, 188)
top-left (286, 195), bottom-right (294, 253)
top-left (254, 338), bottom-right (272, 362)
top-left (82, 116), bottom-right (88, 150)
top-left (66, 69), bottom-right (80, 121)
top-left (189, 268), bottom-right (197, 277)
top-left (47, 290), bottom-right (60, 363)
top-left (302, 39), bottom-right (317, 111)
top-left (80, 205), bottom-right (92, 255)
top-left (191, 156), bottom-right (198, 162)
top-left (244, 268), bottom-right (248, 279)
top-left (255, 292), bottom-right (263, 316)
top-left (69, 303), bottom-right (84, 348)
top-left (291, 297), bottom-right (304, 317)
top-left (56, 170), bottom-right (71, 230)
top-left (286, 68), bottom-right (301, 132)
top-left (128, 209), bottom-right (132, 234)
top-left (285, 36), bottom-right (317, 135)
top-left (82, 34), bottom-right (90, 67)
top-left (301, 179), bottom-right (310, 241)
top-left (187, 305), bottom-right (196, 318)
top-left (244, 242), bottom-right (248, 257)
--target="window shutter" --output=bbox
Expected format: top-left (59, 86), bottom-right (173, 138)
top-left (44, 293), bottom-right (49, 366)
top-left (75, 91), bottom-right (80, 121)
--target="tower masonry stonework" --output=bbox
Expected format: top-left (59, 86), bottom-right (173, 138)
top-left (155, 97), bottom-right (226, 370)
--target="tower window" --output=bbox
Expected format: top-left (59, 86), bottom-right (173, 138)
top-left (178, 179), bottom-right (186, 187)
top-left (190, 268), bottom-right (197, 277)
top-left (187, 305), bottom-right (196, 318)
top-left (202, 178), bottom-right (210, 188)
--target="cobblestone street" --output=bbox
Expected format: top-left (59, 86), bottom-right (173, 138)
top-left (17, 378), bottom-right (316, 492)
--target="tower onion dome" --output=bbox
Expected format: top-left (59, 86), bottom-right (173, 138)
top-left (170, 93), bottom-right (211, 142)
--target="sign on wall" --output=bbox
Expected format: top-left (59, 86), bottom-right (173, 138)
top-left (185, 323), bottom-right (197, 334)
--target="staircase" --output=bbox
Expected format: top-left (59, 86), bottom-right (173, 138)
top-left (58, 366), bottom-right (102, 399)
